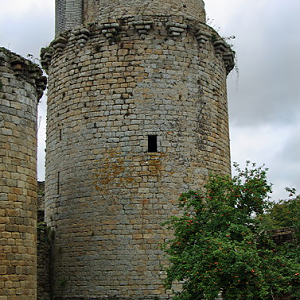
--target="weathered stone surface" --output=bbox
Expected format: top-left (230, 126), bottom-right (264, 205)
top-left (44, 1), bottom-right (235, 299)
top-left (0, 48), bottom-right (46, 300)
top-left (56, 0), bottom-right (206, 35)
top-left (37, 222), bottom-right (51, 300)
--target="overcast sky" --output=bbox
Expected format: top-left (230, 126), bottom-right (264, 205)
top-left (1, 0), bottom-right (299, 200)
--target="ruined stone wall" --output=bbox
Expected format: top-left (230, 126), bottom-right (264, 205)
top-left (0, 48), bottom-right (46, 300)
top-left (42, 6), bottom-right (234, 298)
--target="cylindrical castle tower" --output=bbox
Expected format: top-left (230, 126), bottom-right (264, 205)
top-left (42, 1), bottom-right (235, 299)
top-left (0, 48), bottom-right (46, 300)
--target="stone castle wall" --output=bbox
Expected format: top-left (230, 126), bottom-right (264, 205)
top-left (0, 48), bottom-right (46, 300)
top-left (55, 0), bottom-right (83, 36)
top-left (84, 0), bottom-right (206, 24)
top-left (37, 181), bottom-right (52, 300)
top-left (42, 1), bottom-right (234, 296)
top-left (56, 0), bottom-right (206, 35)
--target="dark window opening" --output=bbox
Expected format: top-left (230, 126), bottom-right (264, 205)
top-left (57, 172), bottom-right (60, 195)
top-left (148, 135), bottom-right (158, 152)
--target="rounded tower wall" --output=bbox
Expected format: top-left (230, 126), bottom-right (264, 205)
top-left (0, 48), bottom-right (46, 300)
top-left (56, 0), bottom-right (206, 35)
top-left (55, 0), bottom-right (83, 36)
top-left (83, 0), bottom-right (206, 24)
top-left (42, 10), bottom-right (235, 298)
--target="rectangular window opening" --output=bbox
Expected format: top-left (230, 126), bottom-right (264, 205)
top-left (148, 135), bottom-right (158, 152)
top-left (57, 171), bottom-right (60, 195)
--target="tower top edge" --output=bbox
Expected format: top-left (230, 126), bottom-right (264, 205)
top-left (0, 47), bottom-right (47, 99)
top-left (55, 0), bottom-right (206, 35)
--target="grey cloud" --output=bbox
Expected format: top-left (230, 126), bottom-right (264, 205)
top-left (216, 0), bottom-right (300, 128)
top-left (0, 9), bottom-right (54, 59)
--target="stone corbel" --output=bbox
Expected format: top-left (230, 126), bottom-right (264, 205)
top-left (194, 30), bottom-right (211, 47)
top-left (51, 35), bottom-right (68, 53)
top-left (213, 39), bottom-right (235, 74)
top-left (10, 59), bottom-right (24, 72)
top-left (40, 47), bottom-right (54, 75)
top-left (166, 22), bottom-right (187, 37)
top-left (132, 19), bottom-right (154, 35)
top-left (73, 27), bottom-right (91, 47)
top-left (9, 54), bottom-right (47, 99)
top-left (99, 22), bottom-right (121, 38)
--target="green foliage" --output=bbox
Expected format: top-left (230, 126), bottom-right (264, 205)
top-left (57, 277), bottom-right (68, 288)
top-left (37, 222), bottom-right (55, 244)
top-left (162, 163), bottom-right (300, 300)
top-left (262, 189), bottom-right (300, 230)
top-left (210, 33), bottom-right (218, 43)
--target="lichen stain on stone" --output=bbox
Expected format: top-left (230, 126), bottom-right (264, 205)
top-left (91, 148), bottom-right (129, 189)
top-left (146, 152), bottom-right (166, 176)
top-left (92, 149), bottom-right (167, 192)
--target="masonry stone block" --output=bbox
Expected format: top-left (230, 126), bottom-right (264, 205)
top-left (0, 48), bottom-right (46, 300)
top-left (43, 1), bottom-right (235, 299)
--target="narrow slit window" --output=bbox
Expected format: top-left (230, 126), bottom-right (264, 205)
top-left (148, 135), bottom-right (158, 152)
top-left (57, 171), bottom-right (60, 195)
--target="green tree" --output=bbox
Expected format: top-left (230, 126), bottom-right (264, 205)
top-left (262, 189), bottom-right (300, 230)
top-left (162, 163), bottom-right (300, 300)
top-left (261, 191), bottom-right (300, 283)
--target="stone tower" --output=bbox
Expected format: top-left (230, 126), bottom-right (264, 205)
top-left (41, 0), bottom-right (235, 299)
top-left (0, 48), bottom-right (46, 300)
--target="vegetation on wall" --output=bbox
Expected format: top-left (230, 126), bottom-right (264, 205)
top-left (162, 162), bottom-right (300, 300)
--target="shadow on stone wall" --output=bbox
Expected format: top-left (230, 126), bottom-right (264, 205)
top-left (38, 181), bottom-right (54, 300)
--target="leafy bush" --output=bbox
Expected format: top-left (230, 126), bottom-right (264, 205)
top-left (162, 163), bottom-right (300, 300)
top-left (262, 189), bottom-right (300, 230)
